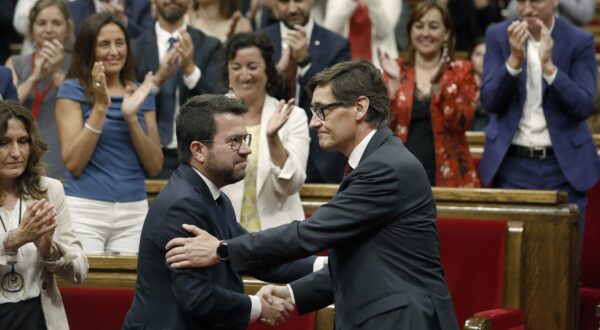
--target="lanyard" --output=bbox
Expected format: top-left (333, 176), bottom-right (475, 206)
top-left (30, 54), bottom-right (54, 120)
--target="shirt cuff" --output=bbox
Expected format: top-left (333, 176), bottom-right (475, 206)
top-left (249, 295), bottom-right (262, 322)
top-left (183, 66), bottom-right (201, 89)
top-left (543, 68), bottom-right (558, 85)
top-left (505, 62), bottom-right (522, 77)
top-left (286, 284), bottom-right (296, 305)
top-left (313, 256), bottom-right (328, 272)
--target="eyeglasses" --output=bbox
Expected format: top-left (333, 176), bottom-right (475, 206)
top-left (309, 102), bottom-right (347, 121)
top-left (198, 133), bottom-right (252, 151)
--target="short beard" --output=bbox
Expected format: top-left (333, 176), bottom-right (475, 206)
top-left (157, 4), bottom-right (185, 24)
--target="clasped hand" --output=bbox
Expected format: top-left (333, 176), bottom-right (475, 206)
top-left (257, 285), bottom-right (294, 327)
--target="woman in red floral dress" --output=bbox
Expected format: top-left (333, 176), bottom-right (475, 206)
top-left (379, 1), bottom-right (480, 188)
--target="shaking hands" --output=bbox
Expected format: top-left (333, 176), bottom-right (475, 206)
top-left (257, 285), bottom-right (295, 327)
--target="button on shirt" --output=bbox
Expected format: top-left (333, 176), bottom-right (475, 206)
top-left (155, 22), bottom-right (201, 148)
top-left (506, 18), bottom-right (557, 148)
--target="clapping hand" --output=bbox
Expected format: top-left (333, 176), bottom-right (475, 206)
top-left (257, 285), bottom-right (294, 326)
top-left (507, 20), bottom-right (529, 70)
top-left (283, 25), bottom-right (309, 65)
top-left (91, 61), bottom-right (110, 109)
top-left (377, 47), bottom-right (400, 98)
top-left (6, 200), bottom-right (57, 253)
top-left (266, 99), bottom-right (295, 139)
top-left (536, 18), bottom-right (555, 76)
top-left (122, 72), bottom-right (154, 122)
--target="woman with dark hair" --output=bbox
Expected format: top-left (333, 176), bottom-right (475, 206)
top-left (0, 101), bottom-right (88, 329)
top-left (188, 0), bottom-right (252, 42)
top-left (220, 32), bottom-right (309, 231)
top-left (6, 0), bottom-right (73, 179)
top-left (55, 13), bottom-right (163, 254)
top-left (468, 37), bottom-right (488, 131)
top-left (378, 0), bottom-right (480, 188)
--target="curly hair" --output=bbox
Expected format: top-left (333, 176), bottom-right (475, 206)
top-left (0, 101), bottom-right (48, 203)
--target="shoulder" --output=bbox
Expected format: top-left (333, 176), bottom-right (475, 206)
top-left (314, 24), bottom-right (347, 44)
top-left (57, 79), bottom-right (86, 101)
top-left (448, 59), bottom-right (473, 73)
top-left (188, 27), bottom-right (221, 49)
top-left (557, 18), bottom-right (593, 41)
top-left (486, 20), bottom-right (511, 36)
top-left (261, 24), bottom-right (280, 36)
top-left (0, 66), bottom-right (10, 77)
top-left (40, 177), bottom-right (65, 200)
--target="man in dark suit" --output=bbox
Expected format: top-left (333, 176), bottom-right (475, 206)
top-left (262, 0), bottom-right (351, 184)
top-left (165, 61), bottom-right (458, 329)
top-left (67, 0), bottom-right (153, 38)
top-left (124, 94), bottom-right (319, 330)
top-left (479, 0), bottom-right (600, 235)
top-left (131, 0), bottom-right (223, 179)
top-left (0, 66), bottom-right (17, 101)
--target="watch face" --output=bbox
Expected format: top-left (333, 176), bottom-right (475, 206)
top-left (217, 242), bottom-right (229, 261)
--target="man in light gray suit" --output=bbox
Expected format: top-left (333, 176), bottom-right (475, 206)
top-left (164, 60), bottom-right (458, 329)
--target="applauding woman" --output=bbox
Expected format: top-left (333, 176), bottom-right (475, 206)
top-left (379, 1), bottom-right (480, 187)
top-left (56, 14), bottom-right (163, 254)
top-left (221, 32), bottom-right (309, 231)
top-left (0, 102), bottom-right (88, 329)
top-left (5, 0), bottom-right (73, 178)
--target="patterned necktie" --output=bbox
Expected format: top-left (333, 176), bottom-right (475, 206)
top-left (167, 37), bottom-right (178, 51)
top-left (344, 163), bottom-right (353, 177)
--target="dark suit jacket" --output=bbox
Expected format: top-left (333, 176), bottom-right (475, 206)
top-left (0, 66), bottom-right (17, 101)
top-left (261, 23), bottom-right (351, 184)
top-left (131, 27), bottom-right (223, 145)
top-left (225, 128), bottom-right (458, 329)
top-left (123, 164), bottom-right (316, 330)
top-left (480, 18), bottom-right (600, 191)
top-left (67, 0), bottom-right (153, 38)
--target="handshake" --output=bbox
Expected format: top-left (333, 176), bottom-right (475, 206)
top-left (256, 284), bottom-right (294, 327)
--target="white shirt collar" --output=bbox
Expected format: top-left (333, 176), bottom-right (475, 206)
top-left (192, 167), bottom-right (221, 201)
top-left (279, 17), bottom-right (315, 43)
top-left (155, 21), bottom-right (187, 48)
top-left (347, 129), bottom-right (377, 170)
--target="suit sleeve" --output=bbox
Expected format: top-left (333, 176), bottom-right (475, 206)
top-left (480, 24), bottom-right (520, 114)
top-left (545, 33), bottom-right (596, 121)
top-left (290, 268), bottom-right (334, 314)
top-left (162, 200), bottom-right (252, 328)
top-left (227, 147), bottom-right (425, 272)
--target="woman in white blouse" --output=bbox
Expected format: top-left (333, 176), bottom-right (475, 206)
top-left (221, 32), bottom-right (309, 231)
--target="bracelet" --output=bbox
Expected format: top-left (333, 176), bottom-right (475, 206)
top-left (84, 122), bottom-right (102, 134)
top-left (4, 230), bottom-right (18, 255)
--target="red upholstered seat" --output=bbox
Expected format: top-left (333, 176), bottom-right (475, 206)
top-left (580, 181), bottom-right (600, 329)
top-left (437, 218), bottom-right (524, 329)
top-left (60, 287), bottom-right (134, 330)
top-left (248, 310), bottom-right (315, 330)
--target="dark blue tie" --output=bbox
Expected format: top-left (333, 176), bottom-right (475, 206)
top-left (158, 37), bottom-right (180, 145)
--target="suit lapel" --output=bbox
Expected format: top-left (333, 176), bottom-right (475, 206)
top-left (307, 25), bottom-right (325, 78)
top-left (144, 30), bottom-right (161, 74)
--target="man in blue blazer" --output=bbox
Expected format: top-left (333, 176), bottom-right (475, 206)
top-left (0, 65), bottom-right (17, 101)
top-left (124, 95), bottom-right (318, 330)
top-left (261, 0), bottom-right (351, 183)
top-left (67, 0), bottom-right (153, 38)
top-left (480, 0), bottom-right (600, 233)
top-left (165, 61), bottom-right (458, 329)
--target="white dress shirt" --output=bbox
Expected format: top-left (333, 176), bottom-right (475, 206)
top-left (506, 19), bottom-right (557, 148)
top-left (155, 22), bottom-right (201, 148)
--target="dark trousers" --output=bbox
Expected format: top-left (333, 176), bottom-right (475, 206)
top-left (494, 153), bottom-right (587, 239)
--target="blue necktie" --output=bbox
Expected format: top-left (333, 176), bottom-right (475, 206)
top-left (158, 37), bottom-right (180, 145)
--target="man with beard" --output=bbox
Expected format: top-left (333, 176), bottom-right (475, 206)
top-left (131, 0), bottom-right (223, 179)
top-left (123, 94), bottom-right (319, 330)
top-left (262, 0), bottom-right (351, 184)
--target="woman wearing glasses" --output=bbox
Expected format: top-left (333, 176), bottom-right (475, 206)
top-left (220, 32), bottom-right (309, 232)
top-left (378, 1), bottom-right (480, 188)
top-left (54, 14), bottom-right (163, 254)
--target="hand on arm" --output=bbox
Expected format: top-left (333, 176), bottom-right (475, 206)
top-left (506, 20), bottom-right (528, 71)
top-left (430, 47), bottom-right (452, 97)
top-left (284, 26), bottom-right (309, 65)
top-left (38, 39), bottom-right (66, 85)
top-left (153, 48), bottom-right (180, 87)
top-left (166, 224), bottom-right (220, 268)
top-left (176, 30), bottom-right (197, 77)
top-left (99, 0), bottom-right (128, 26)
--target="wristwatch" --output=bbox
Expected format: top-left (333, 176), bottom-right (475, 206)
top-left (216, 241), bottom-right (229, 262)
top-left (297, 55), bottom-right (311, 68)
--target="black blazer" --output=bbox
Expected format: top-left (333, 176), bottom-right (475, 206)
top-left (123, 164), bottom-right (315, 330)
top-left (131, 27), bottom-right (223, 146)
top-left (225, 128), bottom-right (458, 329)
